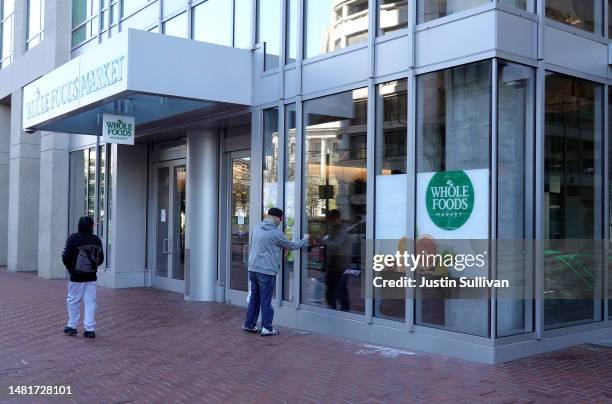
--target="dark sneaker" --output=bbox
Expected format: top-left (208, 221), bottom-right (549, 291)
top-left (63, 327), bottom-right (77, 336)
top-left (242, 325), bottom-right (260, 334)
top-left (260, 327), bottom-right (279, 337)
top-left (83, 331), bottom-right (96, 338)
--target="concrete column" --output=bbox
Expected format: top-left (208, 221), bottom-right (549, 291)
top-left (97, 144), bottom-right (148, 288)
top-left (0, 104), bottom-right (10, 266)
top-left (186, 131), bottom-right (219, 302)
top-left (7, 90), bottom-right (40, 272)
top-left (38, 132), bottom-right (69, 279)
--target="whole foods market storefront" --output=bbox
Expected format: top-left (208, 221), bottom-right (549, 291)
top-left (23, 29), bottom-right (252, 302)
top-left (23, 29), bottom-right (612, 363)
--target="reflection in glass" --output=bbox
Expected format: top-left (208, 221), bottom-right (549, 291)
top-left (283, 104), bottom-right (297, 301)
top-left (121, 0), bottom-right (147, 17)
top-left (156, 167), bottom-right (170, 278)
top-left (496, 61), bottom-right (534, 336)
top-left (302, 88), bottom-right (368, 314)
top-left (234, 0), bottom-right (252, 49)
top-left (173, 166), bottom-right (187, 281)
top-left (106, 145), bottom-right (112, 268)
top-left (71, 0), bottom-right (98, 47)
top-left (546, 0), bottom-right (601, 33)
top-left (263, 108), bottom-right (279, 215)
top-left (498, 0), bottom-right (527, 10)
top-left (192, 0), bottom-right (232, 46)
top-left (164, 13), bottom-right (188, 38)
top-left (609, 90), bottom-right (612, 320)
top-left (415, 61), bottom-right (491, 337)
top-left (305, 0), bottom-right (369, 59)
top-left (27, 0), bottom-right (45, 49)
top-left (98, 146), bottom-right (106, 238)
top-left (230, 156), bottom-right (251, 292)
top-left (374, 79), bottom-right (407, 321)
top-left (544, 72), bottom-right (603, 328)
top-left (258, 0), bottom-right (281, 69)
top-left (418, 0), bottom-right (490, 23)
top-left (286, 0), bottom-right (298, 63)
top-left (1, 0), bottom-right (14, 67)
top-left (378, 0), bottom-right (408, 35)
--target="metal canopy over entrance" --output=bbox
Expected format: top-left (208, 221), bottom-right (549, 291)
top-left (22, 29), bottom-right (252, 135)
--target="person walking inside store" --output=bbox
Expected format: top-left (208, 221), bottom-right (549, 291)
top-left (61, 216), bottom-right (104, 338)
top-left (243, 207), bottom-right (308, 336)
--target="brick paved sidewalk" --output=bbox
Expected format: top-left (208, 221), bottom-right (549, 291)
top-left (1, 268), bottom-right (611, 403)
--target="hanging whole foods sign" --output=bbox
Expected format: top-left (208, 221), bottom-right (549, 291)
top-left (102, 114), bottom-right (135, 145)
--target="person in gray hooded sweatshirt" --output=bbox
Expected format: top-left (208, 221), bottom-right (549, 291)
top-left (243, 207), bottom-right (308, 336)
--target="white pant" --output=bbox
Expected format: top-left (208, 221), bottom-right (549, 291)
top-left (66, 281), bottom-right (97, 331)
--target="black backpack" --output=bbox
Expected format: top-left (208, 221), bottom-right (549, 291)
top-left (74, 244), bottom-right (103, 274)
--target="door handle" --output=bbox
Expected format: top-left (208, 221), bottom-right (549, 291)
top-left (168, 239), bottom-right (173, 255)
top-left (163, 238), bottom-right (169, 254)
top-left (243, 244), bottom-right (248, 263)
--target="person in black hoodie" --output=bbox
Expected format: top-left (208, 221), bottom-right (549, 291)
top-left (61, 216), bottom-right (104, 338)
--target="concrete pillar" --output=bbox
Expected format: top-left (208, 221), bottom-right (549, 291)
top-left (0, 104), bottom-right (9, 266)
top-left (97, 144), bottom-right (148, 288)
top-left (38, 132), bottom-right (69, 279)
top-left (186, 131), bottom-right (219, 302)
top-left (7, 90), bottom-right (40, 272)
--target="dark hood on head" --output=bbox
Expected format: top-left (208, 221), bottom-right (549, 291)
top-left (78, 216), bottom-right (94, 234)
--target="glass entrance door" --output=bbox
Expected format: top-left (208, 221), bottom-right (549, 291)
top-left (154, 159), bottom-right (187, 293)
top-left (228, 151), bottom-right (250, 292)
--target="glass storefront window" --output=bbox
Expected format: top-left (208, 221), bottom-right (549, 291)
top-left (283, 104), bottom-right (297, 301)
top-left (263, 108), bottom-right (280, 215)
top-left (192, 0), bottom-right (232, 47)
top-left (544, 72), bottom-right (603, 329)
top-left (71, 0), bottom-right (99, 47)
top-left (121, 0), bottom-right (147, 17)
top-left (415, 60), bottom-right (491, 337)
top-left (305, 0), bottom-right (369, 59)
top-left (69, 145), bottom-right (113, 269)
top-left (234, 0), bottom-right (252, 49)
top-left (258, 0), bottom-right (281, 70)
top-left (164, 12), bottom-right (187, 38)
top-left (26, 0), bottom-right (44, 50)
top-left (1, 0), bottom-right (14, 67)
top-left (609, 89), bottom-right (612, 320)
top-left (374, 79), bottom-right (407, 321)
top-left (302, 88), bottom-right (368, 314)
top-left (418, 0), bottom-right (490, 24)
top-left (496, 61), bottom-right (535, 337)
top-left (546, 0), bottom-right (602, 33)
top-left (498, 0), bottom-right (528, 10)
top-left (378, 0), bottom-right (408, 35)
top-left (286, 0), bottom-right (298, 64)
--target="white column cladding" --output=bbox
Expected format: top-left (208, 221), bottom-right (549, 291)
top-left (186, 130), bottom-right (219, 302)
top-left (38, 132), bottom-right (69, 279)
top-left (0, 104), bottom-right (10, 266)
top-left (7, 90), bottom-right (40, 272)
top-left (97, 144), bottom-right (148, 288)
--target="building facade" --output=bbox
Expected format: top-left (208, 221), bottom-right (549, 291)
top-left (0, 0), bottom-right (611, 363)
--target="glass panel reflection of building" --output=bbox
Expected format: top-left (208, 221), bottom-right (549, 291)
top-left (302, 88), bottom-right (368, 314)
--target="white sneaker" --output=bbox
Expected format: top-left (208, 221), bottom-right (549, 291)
top-left (260, 327), bottom-right (279, 336)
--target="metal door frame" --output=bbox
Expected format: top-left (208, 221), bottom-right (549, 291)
top-left (152, 158), bottom-right (187, 294)
top-left (225, 149), bottom-right (251, 305)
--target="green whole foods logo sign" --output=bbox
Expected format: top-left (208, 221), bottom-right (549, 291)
top-left (426, 171), bottom-right (474, 230)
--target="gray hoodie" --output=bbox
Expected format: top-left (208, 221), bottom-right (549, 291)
top-left (248, 217), bottom-right (308, 276)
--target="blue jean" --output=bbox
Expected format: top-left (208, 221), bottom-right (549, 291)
top-left (244, 271), bottom-right (275, 329)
